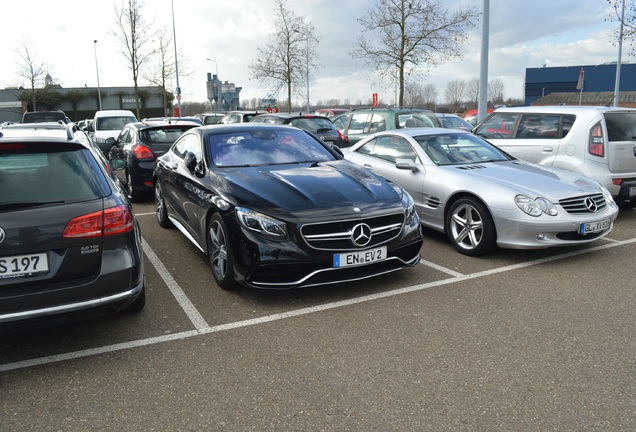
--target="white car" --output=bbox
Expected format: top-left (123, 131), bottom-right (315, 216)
top-left (344, 127), bottom-right (619, 256)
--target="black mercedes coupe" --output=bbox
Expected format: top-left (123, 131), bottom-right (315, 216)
top-left (153, 123), bottom-right (423, 290)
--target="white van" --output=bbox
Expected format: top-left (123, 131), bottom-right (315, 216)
top-left (474, 106), bottom-right (636, 208)
top-left (89, 110), bottom-right (137, 155)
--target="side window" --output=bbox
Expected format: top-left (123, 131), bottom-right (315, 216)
top-left (348, 113), bottom-right (370, 135)
top-left (181, 134), bottom-right (202, 160)
top-left (123, 128), bottom-right (133, 144)
top-left (360, 136), bottom-right (417, 164)
top-left (562, 115), bottom-right (575, 138)
top-left (368, 114), bottom-right (386, 133)
top-left (474, 113), bottom-right (518, 139)
top-left (515, 115), bottom-right (561, 139)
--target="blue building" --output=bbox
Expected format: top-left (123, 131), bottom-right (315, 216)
top-left (525, 63), bottom-right (636, 105)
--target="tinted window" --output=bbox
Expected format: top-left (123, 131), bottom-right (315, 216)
top-left (474, 113), bottom-right (518, 139)
top-left (604, 112), bottom-right (636, 142)
top-left (0, 148), bottom-right (110, 205)
top-left (141, 127), bottom-right (193, 144)
top-left (208, 129), bottom-right (335, 167)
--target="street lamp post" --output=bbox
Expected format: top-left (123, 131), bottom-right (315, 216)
top-left (206, 58), bottom-right (219, 112)
top-left (93, 40), bottom-right (102, 110)
top-left (171, 0), bottom-right (182, 117)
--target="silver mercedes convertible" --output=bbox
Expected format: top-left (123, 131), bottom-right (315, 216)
top-left (343, 127), bottom-right (619, 256)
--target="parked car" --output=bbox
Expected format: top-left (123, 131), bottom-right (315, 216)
top-left (435, 113), bottom-right (473, 131)
top-left (219, 110), bottom-right (262, 124)
top-left (314, 108), bottom-right (351, 118)
top-left (109, 120), bottom-right (201, 202)
top-left (87, 110), bottom-right (138, 157)
top-left (22, 110), bottom-right (70, 124)
top-left (343, 127), bottom-right (618, 256)
top-left (250, 112), bottom-right (347, 148)
top-left (142, 117), bottom-right (204, 126)
top-left (473, 106), bottom-right (636, 208)
top-left (153, 123), bottom-right (423, 290)
top-left (331, 106), bottom-right (441, 146)
top-left (194, 112), bottom-right (226, 125)
top-left (0, 122), bottom-right (145, 331)
top-left (463, 108), bottom-right (494, 126)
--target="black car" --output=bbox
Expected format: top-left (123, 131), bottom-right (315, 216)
top-left (250, 112), bottom-right (348, 148)
top-left (110, 120), bottom-right (201, 202)
top-left (0, 123), bottom-right (145, 331)
top-left (153, 123), bottom-right (423, 290)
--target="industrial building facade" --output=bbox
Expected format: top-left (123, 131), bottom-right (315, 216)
top-left (525, 63), bottom-right (636, 106)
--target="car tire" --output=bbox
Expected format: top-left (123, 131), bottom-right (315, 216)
top-left (445, 197), bottom-right (496, 256)
top-left (155, 181), bottom-right (172, 228)
top-left (127, 170), bottom-right (142, 202)
top-left (208, 213), bottom-right (237, 290)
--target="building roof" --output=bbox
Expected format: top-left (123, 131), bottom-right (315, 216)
top-left (531, 91), bottom-right (636, 108)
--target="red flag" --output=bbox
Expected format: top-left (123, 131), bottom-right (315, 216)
top-left (576, 68), bottom-right (584, 91)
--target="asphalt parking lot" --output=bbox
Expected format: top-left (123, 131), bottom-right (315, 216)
top-left (1, 202), bottom-right (635, 431)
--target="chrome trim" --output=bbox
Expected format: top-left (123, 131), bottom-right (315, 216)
top-left (250, 254), bottom-right (420, 288)
top-left (0, 281), bottom-right (144, 324)
top-left (168, 216), bottom-right (204, 252)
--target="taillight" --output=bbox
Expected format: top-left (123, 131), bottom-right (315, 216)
top-left (133, 145), bottom-right (155, 159)
top-left (63, 205), bottom-right (134, 238)
top-left (338, 130), bottom-right (348, 142)
top-left (588, 122), bottom-right (605, 157)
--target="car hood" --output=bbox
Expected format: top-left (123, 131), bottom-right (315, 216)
top-left (449, 160), bottom-right (603, 197)
top-left (213, 160), bottom-right (404, 217)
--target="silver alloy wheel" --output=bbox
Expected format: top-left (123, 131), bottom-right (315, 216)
top-left (448, 203), bottom-right (484, 251)
top-left (209, 220), bottom-right (228, 281)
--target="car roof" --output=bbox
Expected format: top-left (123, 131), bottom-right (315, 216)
top-left (0, 123), bottom-right (99, 154)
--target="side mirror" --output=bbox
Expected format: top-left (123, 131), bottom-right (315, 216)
top-left (110, 159), bottom-right (126, 170)
top-left (106, 137), bottom-right (116, 145)
top-left (184, 151), bottom-right (198, 172)
top-left (395, 159), bottom-right (419, 172)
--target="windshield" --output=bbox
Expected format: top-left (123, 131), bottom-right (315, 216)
top-left (96, 116), bottom-right (137, 131)
top-left (208, 128), bottom-right (337, 167)
top-left (413, 133), bottom-right (511, 166)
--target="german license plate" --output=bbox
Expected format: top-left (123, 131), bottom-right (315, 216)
top-left (333, 246), bottom-right (387, 268)
top-left (0, 253), bottom-right (48, 279)
top-left (579, 218), bottom-right (611, 235)
top-left (629, 186), bottom-right (636, 197)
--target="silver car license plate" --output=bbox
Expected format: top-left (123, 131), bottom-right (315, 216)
top-left (333, 246), bottom-right (387, 268)
top-left (0, 252), bottom-right (49, 279)
top-left (579, 218), bottom-right (611, 235)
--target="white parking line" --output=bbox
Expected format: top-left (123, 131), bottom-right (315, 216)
top-left (419, 259), bottom-right (464, 277)
top-left (142, 239), bottom-right (209, 330)
top-left (2, 237), bottom-right (635, 373)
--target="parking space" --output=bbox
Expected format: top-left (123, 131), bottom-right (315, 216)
top-left (1, 204), bottom-right (635, 430)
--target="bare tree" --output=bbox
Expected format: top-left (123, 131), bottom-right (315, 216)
top-left (352, 0), bottom-right (478, 106)
top-left (404, 82), bottom-right (426, 106)
top-left (421, 83), bottom-right (438, 109)
top-left (488, 78), bottom-right (505, 104)
top-left (142, 27), bottom-right (192, 116)
top-left (445, 79), bottom-right (467, 107)
top-left (14, 39), bottom-right (48, 111)
top-left (465, 77), bottom-right (480, 108)
top-left (250, 0), bottom-right (319, 113)
top-left (112, 0), bottom-right (156, 118)
top-left (607, 0), bottom-right (636, 56)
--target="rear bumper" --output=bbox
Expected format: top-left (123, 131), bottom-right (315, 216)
top-left (0, 278), bottom-right (144, 326)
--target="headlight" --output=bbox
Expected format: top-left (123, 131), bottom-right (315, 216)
top-left (235, 207), bottom-right (289, 240)
top-left (601, 186), bottom-right (616, 208)
top-left (515, 195), bottom-right (558, 217)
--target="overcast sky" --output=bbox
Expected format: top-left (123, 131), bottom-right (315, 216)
top-left (0, 0), bottom-right (624, 107)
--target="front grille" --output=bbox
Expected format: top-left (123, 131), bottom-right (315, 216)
top-left (301, 213), bottom-right (404, 251)
top-left (559, 193), bottom-right (608, 214)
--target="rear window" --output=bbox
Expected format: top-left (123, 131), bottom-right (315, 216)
top-left (289, 117), bottom-right (335, 133)
top-left (0, 148), bottom-right (110, 206)
top-left (22, 111), bottom-right (68, 124)
top-left (141, 127), bottom-right (193, 143)
top-left (604, 112), bottom-right (636, 142)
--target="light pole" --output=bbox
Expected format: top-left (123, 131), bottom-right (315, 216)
top-left (93, 40), bottom-right (102, 110)
top-left (206, 58), bottom-right (219, 111)
top-left (171, 0), bottom-right (182, 117)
